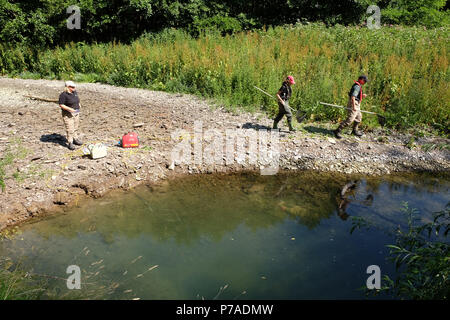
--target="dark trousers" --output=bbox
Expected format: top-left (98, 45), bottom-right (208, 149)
top-left (274, 100), bottom-right (292, 124)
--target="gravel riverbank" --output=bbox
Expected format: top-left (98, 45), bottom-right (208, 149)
top-left (0, 77), bottom-right (449, 230)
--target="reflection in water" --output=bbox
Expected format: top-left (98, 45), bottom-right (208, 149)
top-left (0, 171), bottom-right (449, 299)
top-left (338, 180), bottom-right (358, 221)
top-left (337, 180), bottom-right (374, 221)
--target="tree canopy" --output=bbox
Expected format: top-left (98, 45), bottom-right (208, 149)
top-left (0, 0), bottom-right (448, 47)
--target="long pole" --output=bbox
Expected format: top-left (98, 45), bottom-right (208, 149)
top-left (254, 86), bottom-right (276, 100)
top-left (319, 102), bottom-right (382, 116)
top-left (254, 85), bottom-right (307, 123)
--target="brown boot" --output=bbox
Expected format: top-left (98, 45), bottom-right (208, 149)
top-left (67, 142), bottom-right (76, 150)
top-left (351, 122), bottom-right (363, 137)
top-left (73, 138), bottom-right (83, 146)
top-left (334, 124), bottom-right (344, 139)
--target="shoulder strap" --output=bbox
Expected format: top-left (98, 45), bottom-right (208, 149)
top-left (354, 80), bottom-right (363, 102)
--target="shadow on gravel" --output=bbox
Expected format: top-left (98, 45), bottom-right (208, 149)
top-left (242, 122), bottom-right (273, 130)
top-left (40, 133), bottom-right (67, 147)
top-left (303, 126), bottom-right (335, 137)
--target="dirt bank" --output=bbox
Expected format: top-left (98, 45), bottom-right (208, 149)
top-left (0, 77), bottom-right (449, 230)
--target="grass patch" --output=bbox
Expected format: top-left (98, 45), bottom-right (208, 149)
top-left (0, 257), bottom-right (47, 300)
top-left (421, 142), bottom-right (450, 152)
top-left (0, 138), bottom-right (29, 191)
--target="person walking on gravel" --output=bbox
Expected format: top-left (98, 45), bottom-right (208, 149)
top-left (334, 75), bottom-right (368, 139)
top-left (273, 75), bottom-right (296, 132)
top-left (59, 81), bottom-right (83, 150)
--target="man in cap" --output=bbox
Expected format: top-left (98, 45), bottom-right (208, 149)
top-left (334, 75), bottom-right (368, 139)
top-left (58, 80), bottom-right (83, 150)
top-left (273, 75), bottom-right (296, 132)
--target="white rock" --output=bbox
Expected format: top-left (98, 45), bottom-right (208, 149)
top-left (327, 138), bottom-right (337, 144)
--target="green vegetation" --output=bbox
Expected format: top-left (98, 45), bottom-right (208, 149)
top-left (12, 163), bottom-right (46, 183)
top-left (0, 257), bottom-right (46, 300)
top-left (0, 226), bottom-right (127, 300)
top-left (1, 1), bottom-right (448, 48)
top-left (380, 203), bottom-right (449, 299)
top-left (353, 203), bottom-right (449, 300)
top-left (421, 142), bottom-right (450, 152)
top-left (406, 137), bottom-right (417, 150)
top-left (1, 1), bottom-right (448, 131)
top-left (382, 0), bottom-right (450, 27)
top-left (2, 24), bottom-right (448, 130)
top-left (0, 151), bottom-right (14, 192)
top-left (0, 138), bottom-right (29, 192)
top-left (0, 256), bottom-right (123, 300)
top-left (0, 228), bottom-right (43, 300)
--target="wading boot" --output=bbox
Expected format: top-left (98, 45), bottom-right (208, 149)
top-left (273, 120), bottom-right (279, 130)
top-left (68, 142), bottom-right (76, 150)
top-left (334, 125), bottom-right (344, 139)
top-left (351, 122), bottom-right (363, 137)
top-left (73, 138), bottom-right (83, 146)
top-left (288, 121), bottom-right (296, 132)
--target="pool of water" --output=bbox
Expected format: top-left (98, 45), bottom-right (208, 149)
top-left (1, 171), bottom-right (449, 299)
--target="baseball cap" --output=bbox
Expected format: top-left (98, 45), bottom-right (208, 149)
top-left (287, 76), bottom-right (295, 84)
top-left (65, 80), bottom-right (76, 87)
top-left (358, 75), bottom-right (369, 82)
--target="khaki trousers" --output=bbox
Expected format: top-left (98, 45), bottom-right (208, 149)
top-left (62, 112), bottom-right (80, 144)
top-left (341, 98), bottom-right (362, 127)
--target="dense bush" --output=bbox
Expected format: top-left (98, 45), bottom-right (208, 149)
top-left (382, 0), bottom-right (450, 28)
top-left (0, 1), bottom-right (448, 47)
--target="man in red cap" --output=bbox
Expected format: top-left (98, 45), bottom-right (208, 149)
top-left (273, 75), bottom-right (296, 132)
top-left (334, 75), bottom-right (368, 139)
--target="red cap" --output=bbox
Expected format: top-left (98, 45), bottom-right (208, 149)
top-left (287, 76), bottom-right (295, 84)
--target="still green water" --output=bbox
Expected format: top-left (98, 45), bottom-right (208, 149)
top-left (1, 171), bottom-right (449, 299)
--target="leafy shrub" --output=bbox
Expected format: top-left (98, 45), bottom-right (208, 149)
top-left (191, 15), bottom-right (243, 36)
top-left (379, 203), bottom-right (450, 300)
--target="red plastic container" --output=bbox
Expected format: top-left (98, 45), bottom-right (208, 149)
top-left (121, 132), bottom-right (139, 148)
